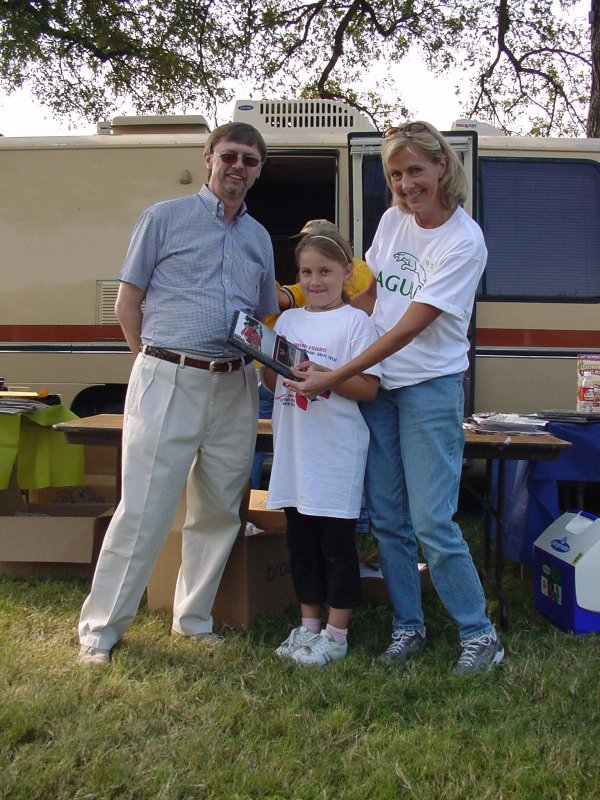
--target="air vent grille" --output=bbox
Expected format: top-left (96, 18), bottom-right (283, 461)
top-left (96, 281), bottom-right (120, 325)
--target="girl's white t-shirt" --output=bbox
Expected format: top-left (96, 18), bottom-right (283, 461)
top-left (366, 205), bottom-right (487, 389)
top-left (266, 305), bottom-right (381, 519)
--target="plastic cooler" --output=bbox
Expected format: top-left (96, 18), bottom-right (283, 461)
top-left (533, 511), bottom-right (600, 634)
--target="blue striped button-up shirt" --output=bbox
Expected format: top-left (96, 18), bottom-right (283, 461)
top-left (119, 184), bottom-right (278, 357)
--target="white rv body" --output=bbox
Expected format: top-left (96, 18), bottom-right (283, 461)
top-left (1, 100), bottom-right (598, 414)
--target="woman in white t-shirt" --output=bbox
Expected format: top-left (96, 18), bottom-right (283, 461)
top-left (287, 122), bottom-right (504, 675)
top-left (263, 227), bottom-right (380, 667)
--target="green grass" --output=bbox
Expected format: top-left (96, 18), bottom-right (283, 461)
top-left (1, 510), bottom-right (600, 800)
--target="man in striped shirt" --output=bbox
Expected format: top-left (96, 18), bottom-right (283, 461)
top-left (78, 122), bottom-right (278, 665)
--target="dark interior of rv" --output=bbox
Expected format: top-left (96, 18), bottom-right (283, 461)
top-left (247, 152), bottom-right (338, 286)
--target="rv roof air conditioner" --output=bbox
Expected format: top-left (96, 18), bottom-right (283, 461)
top-left (97, 115), bottom-right (210, 135)
top-left (233, 99), bottom-right (376, 133)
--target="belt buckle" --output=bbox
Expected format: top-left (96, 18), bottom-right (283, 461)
top-left (209, 360), bottom-right (233, 373)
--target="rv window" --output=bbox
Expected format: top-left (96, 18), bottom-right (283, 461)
top-left (479, 158), bottom-right (600, 300)
top-left (360, 154), bottom-right (391, 255)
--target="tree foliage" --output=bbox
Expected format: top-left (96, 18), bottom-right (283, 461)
top-left (590, 0), bottom-right (600, 136)
top-left (0, 0), bottom-right (593, 135)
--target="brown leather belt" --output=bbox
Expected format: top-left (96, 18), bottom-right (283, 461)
top-left (142, 345), bottom-right (250, 373)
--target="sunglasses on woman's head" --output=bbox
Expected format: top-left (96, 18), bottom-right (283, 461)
top-left (213, 151), bottom-right (262, 168)
top-left (383, 122), bottom-right (430, 138)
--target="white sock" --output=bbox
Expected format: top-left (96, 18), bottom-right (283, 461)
top-left (326, 623), bottom-right (347, 645)
top-left (302, 617), bottom-right (321, 634)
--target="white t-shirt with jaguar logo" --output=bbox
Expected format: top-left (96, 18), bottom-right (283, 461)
top-left (366, 205), bottom-right (487, 389)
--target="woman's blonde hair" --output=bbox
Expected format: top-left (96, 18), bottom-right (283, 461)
top-left (381, 121), bottom-right (467, 212)
top-left (295, 224), bottom-right (354, 304)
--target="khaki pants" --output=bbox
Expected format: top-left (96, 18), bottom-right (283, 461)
top-left (79, 351), bottom-right (258, 650)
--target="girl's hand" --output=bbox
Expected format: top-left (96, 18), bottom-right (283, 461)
top-left (285, 362), bottom-right (334, 399)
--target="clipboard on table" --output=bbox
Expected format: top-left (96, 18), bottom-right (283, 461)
top-left (229, 310), bottom-right (308, 379)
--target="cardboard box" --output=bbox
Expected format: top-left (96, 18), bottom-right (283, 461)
top-left (26, 443), bottom-right (121, 506)
top-left (0, 470), bottom-right (26, 516)
top-left (0, 502), bottom-right (113, 579)
top-left (359, 560), bottom-right (429, 606)
top-left (27, 443), bottom-right (119, 505)
top-left (84, 443), bottom-right (120, 477)
top-left (28, 476), bottom-right (116, 505)
top-left (147, 489), bottom-right (296, 630)
top-left (360, 562), bottom-right (390, 605)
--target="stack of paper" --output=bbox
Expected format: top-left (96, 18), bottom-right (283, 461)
top-left (465, 413), bottom-right (549, 435)
top-left (0, 397), bottom-right (49, 414)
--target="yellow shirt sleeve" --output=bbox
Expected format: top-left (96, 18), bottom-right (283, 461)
top-left (285, 283), bottom-right (306, 308)
top-left (262, 282), bottom-right (307, 328)
top-left (345, 259), bottom-right (374, 298)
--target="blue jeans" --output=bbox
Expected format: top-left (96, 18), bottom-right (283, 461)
top-left (355, 491), bottom-right (370, 533)
top-left (360, 375), bottom-right (492, 641)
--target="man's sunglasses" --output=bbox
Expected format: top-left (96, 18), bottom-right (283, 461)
top-left (212, 151), bottom-right (262, 168)
top-left (383, 122), bottom-right (430, 138)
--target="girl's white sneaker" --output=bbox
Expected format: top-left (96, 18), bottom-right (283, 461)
top-left (291, 630), bottom-right (347, 667)
top-left (274, 626), bottom-right (317, 658)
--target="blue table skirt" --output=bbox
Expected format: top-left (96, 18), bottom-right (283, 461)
top-left (502, 422), bottom-right (600, 564)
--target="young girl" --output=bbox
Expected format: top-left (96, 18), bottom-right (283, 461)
top-left (262, 227), bottom-right (380, 667)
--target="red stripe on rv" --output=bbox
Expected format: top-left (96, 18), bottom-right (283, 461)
top-left (477, 329), bottom-right (600, 348)
top-left (0, 325), bottom-right (124, 342)
top-left (2, 325), bottom-right (599, 349)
